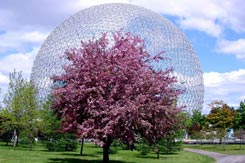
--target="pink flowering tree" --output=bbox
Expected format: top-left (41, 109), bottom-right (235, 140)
top-left (51, 32), bottom-right (183, 163)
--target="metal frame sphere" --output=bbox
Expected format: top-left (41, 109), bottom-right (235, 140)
top-left (31, 3), bottom-right (204, 111)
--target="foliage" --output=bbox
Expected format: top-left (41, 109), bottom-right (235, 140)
top-left (157, 137), bottom-right (182, 154)
top-left (207, 101), bottom-right (236, 129)
top-left (2, 71), bottom-right (26, 134)
top-left (51, 32), bottom-right (183, 162)
top-left (0, 115), bottom-right (12, 143)
top-left (155, 137), bottom-right (182, 155)
top-left (187, 109), bottom-right (207, 139)
top-left (36, 98), bottom-right (77, 151)
top-left (206, 101), bottom-right (236, 143)
top-left (19, 81), bottom-right (39, 149)
top-left (136, 129), bottom-right (183, 157)
top-left (0, 71), bottom-right (40, 150)
top-left (37, 99), bottom-right (61, 140)
top-left (153, 113), bottom-right (184, 158)
top-left (45, 133), bottom-right (77, 151)
top-left (234, 100), bottom-right (245, 130)
top-left (135, 136), bottom-right (151, 155)
top-left (109, 139), bottom-right (127, 154)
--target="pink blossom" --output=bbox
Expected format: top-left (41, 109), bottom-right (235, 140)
top-left (52, 31), bottom-right (183, 148)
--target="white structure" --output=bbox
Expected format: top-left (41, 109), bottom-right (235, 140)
top-left (31, 3), bottom-right (204, 111)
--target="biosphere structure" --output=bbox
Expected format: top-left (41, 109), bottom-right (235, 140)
top-left (31, 3), bottom-right (204, 111)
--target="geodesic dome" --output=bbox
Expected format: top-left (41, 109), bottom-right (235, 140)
top-left (31, 3), bottom-right (204, 111)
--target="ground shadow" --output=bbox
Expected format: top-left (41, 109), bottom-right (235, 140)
top-left (84, 144), bottom-right (101, 149)
top-left (96, 151), bottom-right (103, 155)
top-left (48, 158), bottom-right (133, 163)
top-left (61, 152), bottom-right (99, 157)
top-left (136, 152), bottom-right (180, 159)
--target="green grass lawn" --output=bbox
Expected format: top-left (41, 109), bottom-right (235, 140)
top-left (185, 144), bottom-right (245, 155)
top-left (0, 142), bottom-right (215, 163)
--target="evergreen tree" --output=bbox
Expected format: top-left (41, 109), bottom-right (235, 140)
top-left (234, 100), bottom-right (245, 130)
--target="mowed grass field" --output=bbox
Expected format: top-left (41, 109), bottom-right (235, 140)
top-left (0, 142), bottom-right (215, 163)
top-left (185, 144), bottom-right (245, 155)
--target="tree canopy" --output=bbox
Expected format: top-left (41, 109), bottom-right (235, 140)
top-left (207, 100), bottom-right (236, 130)
top-left (0, 71), bottom-right (39, 150)
top-left (234, 100), bottom-right (245, 130)
top-left (186, 109), bottom-right (207, 139)
top-left (51, 32), bottom-right (183, 162)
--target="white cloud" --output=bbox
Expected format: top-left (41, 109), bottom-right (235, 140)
top-left (131, 0), bottom-right (224, 18)
top-left (0, 72), bottom-right (9, 85)
top-left (0, 0), bottom-right (244, 38)
top-left (20, 31), bottom-right (48, 42)
top-left (0, 48), bottom-right (38, 75)
top-left (131, 0), bottom-right (245, 37)
top-left (0, 9), bottom-right (13, 27)
top-left (0, 0), bottom-right (81, 29)
top-left (0, 48), bottom-right (38, 100)
top-left (66, 0), bottom-right (245, 39)
top-left (179, 18), bottom-right (222, 37)
top-left (72, 0), bottom-right (128, 9)
top-left (216, 39), bottom-right (245, 60)
top-left (0, 72), bottom-right (8, 102)
top-left (130, 0), bottom-right (225, 37)
top-left (221, 0), bottom-right (245, 33)
top-left (0, 30), bottom-right (47, 54)
top-left (203, 69), bottom-right (245, 114)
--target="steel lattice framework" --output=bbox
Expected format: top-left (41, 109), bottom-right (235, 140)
top-left (31, 3), bottom-right (204, 111)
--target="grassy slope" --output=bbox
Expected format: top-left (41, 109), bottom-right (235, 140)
top-left (0, 142), bottom-right (215, 163)
top-left (185, 144), bottom-right (245, 155)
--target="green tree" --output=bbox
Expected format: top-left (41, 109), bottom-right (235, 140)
top-left (38, 98), bottom-right (77, 152)
top-left (2, 71), bottom-right (25, 147)
top-left (38, 99), bottom-right (61, 139)
top-left (0, 114), bottom-right (12, 144)
top-left (1, 71), bottom-right (39, 150)
top-left (207, 101), bottom-right (236, 143)
top-left (20, 81), bottom-right (39, 150)
top-left (233, 100), bottom-right (245, 150)
top-left (185, 109), bottom-right (207, 141)
top-left (234, 100), bottom-right (245, 130)
top-left (154, 129), bottom-right (183, 159)
top-left (188, 110), bottom-right (207, 139)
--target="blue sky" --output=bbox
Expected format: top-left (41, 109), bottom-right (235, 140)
top-left (0, 0), bottom-right (244, 114)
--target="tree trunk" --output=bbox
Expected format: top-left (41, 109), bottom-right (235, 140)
top-left (30, 139), bottom-right (33, 151)
top-left (13, 129), bottom-right (18, 149)
top-left (156, 150), bottom-right (160, 159)
top-left (240, 138), bottom-right (242, 150)
top-left (29, 132), bottom-right (33, 151)
top-left (103, 144), bottom-right (110, 163)
top-left (103, 135), bottom-right (113, 163)
top-left (80, 137), bottom-right (84, 156)
top-left (29, 136), bottom-right (33, 151)
top-left (219, 138), bottom-right (222, 144)
top-left (222, 140), bottom-right (226, 150)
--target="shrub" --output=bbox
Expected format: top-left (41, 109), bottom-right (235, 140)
top-left (136, 137), bottom-right (151, 155)
top-left (45, 133), bottom-right (77, 151)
